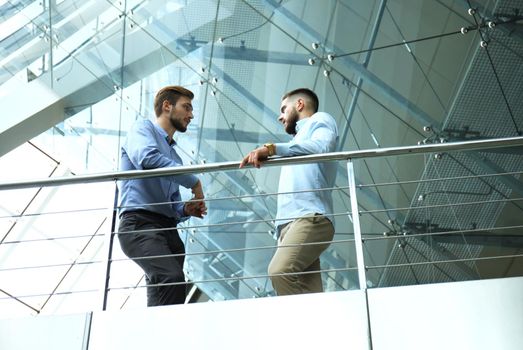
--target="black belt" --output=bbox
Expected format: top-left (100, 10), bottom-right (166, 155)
top-left (120, 209), bottom-right (178, 226)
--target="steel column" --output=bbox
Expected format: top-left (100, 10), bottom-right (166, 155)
top-left (347, 160), bottom-right (368, 289)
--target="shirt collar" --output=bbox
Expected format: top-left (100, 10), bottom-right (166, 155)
top-left (153, 121), bottom-right (176, 146)
top-left (295, 114), bottom-right (313, 133)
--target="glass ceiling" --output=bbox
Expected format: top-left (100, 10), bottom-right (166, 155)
top-left (1, 0), bottom-right (523, 317)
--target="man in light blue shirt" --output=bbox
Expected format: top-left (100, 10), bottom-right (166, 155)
top-left (240, 88), bottom-right (338, 295)
top-left (118, 85), bottom-right (206, 306)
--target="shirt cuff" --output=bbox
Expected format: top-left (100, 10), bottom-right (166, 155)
top-left (274, 142), bottom-right (291, 156)
top-left (174, 202), bottom-right (190, 222)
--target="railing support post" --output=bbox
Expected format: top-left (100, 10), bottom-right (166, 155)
top-left (100, 183), bottom-right (118, 310)
top-left (347, 159), bottom-right (367, 290)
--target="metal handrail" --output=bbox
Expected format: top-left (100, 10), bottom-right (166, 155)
top-left (1, 136), bottom-right (522, 191)
top-left (1, 135), bottom-right (522, 307)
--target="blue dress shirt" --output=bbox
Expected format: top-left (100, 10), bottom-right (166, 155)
top-left (273, 112), bottom-right (338, 228)
top-left (118, 118), bottom-right (199, 221)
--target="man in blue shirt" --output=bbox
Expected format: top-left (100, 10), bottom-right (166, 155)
top-left (118, 85), bottom-right (207, 306)
top-left (240, 88), bottom-right (338, 295)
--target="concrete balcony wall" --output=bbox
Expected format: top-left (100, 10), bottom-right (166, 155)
top-left (368, 276), bottom-right (523, 350)
top-left (89, 290), bottom-right (370, 350)
top-left (1, 277), bottom-right (522, 350)
top-left (0, 312), bottom-right (91, 349)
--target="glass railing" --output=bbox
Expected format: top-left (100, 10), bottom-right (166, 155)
top-left (1, 135), bottom-right (522, 315)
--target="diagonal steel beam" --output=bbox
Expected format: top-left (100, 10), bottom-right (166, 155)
top-left (433, 233), bottom-right (523, 247)
top-left (338, 0), bottom-right (388, 151)
top-left (468, 152), bottom-right (523, 198)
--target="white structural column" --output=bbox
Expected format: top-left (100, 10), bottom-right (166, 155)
top-left (0, 79), bottom-right (64, 156)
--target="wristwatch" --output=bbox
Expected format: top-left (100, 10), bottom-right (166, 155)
top-left (263, 143), bottom-right (276, 156)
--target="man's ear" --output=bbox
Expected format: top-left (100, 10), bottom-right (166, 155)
top-left (162, 100), bottom-right (171, 113)
top-left (296, 98), bottom-right (304, 112)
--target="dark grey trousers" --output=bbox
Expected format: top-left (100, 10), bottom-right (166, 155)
top-left (118, 210), bottom-right (186, 306)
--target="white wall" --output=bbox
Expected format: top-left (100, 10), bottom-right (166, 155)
top-left (1, 277), bottom-right (522, 350)
top-left (368, 276), bottom-right (523, 350)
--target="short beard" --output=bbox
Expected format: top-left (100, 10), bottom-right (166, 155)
top-left (285, 107), bottom-right (299, 135)
top-left (170, 115), bottom-right (187, 133)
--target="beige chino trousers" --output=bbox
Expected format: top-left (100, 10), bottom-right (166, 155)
top-left (268, 213), bottom-right (335, 295)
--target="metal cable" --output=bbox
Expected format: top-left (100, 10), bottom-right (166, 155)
top-left (108, 266), bottom-right (358, 292)
top-left (0, 238), bottom-right (355, 272)
top-left (364, 224), bottom-right (523, 241)
top-left (0, 266), bottom-right (358, 301)
top-left (357, 170), bottom-right (523, 189)
top-left (360, 196), bottom-right (523, 215)
top-left (368, 253), bottom-right (523, 270)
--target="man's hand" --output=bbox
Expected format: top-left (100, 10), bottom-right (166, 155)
top-left (239, 146), bottom-right (270, 169)
top-left (184, 198), bottom-right (207, 218)
top-left (191, 180), bottom-right (204, 199)
top-left (186, 180), bottom-right (206, 218)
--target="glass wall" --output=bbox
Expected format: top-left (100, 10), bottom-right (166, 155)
top-left (1, 0), bottom-right (522, 317)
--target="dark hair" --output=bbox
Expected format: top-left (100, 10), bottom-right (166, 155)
top-left (282, 88), bottom-right (319, 113)
top-left (153, 85), bottom-right (194, 117)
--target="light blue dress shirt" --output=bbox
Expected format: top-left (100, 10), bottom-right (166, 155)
top-left (273, 112), bottom-right (339, 228)
top-left (118, 118), bottom-right (199, 221)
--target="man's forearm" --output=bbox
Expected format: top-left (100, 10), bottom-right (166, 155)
top-left (191, 180), bottom-right (204, 199)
